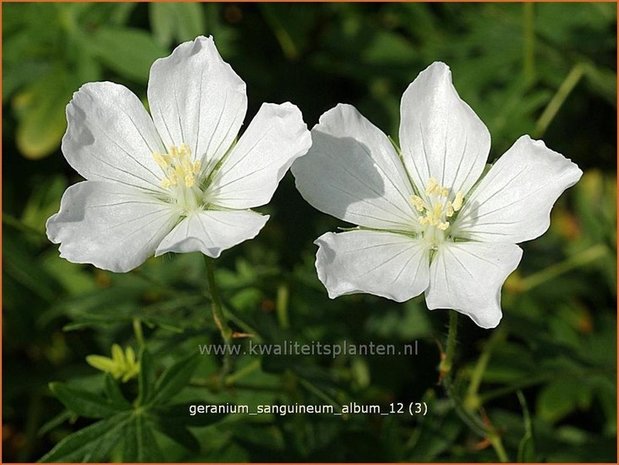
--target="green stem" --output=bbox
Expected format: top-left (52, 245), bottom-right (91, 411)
top-left (204, 256), bottom-right (234, 384)
top-left (520, 244), bottom-right (607, 292)
top-left (439, 310), bottom-right (458, 381)
top-left (534, 63), bottom-right (585, 137)
top-left (480, 367), bottom-right (612, 404)
top-left (204, 257), bottom-right (233, 343)
top-left (224, 359), bottom-right (261, 387)
top-left (132, 318), bottom-right (144, 348)
top-left (276, 283), bottom-right (290, 329)
top-left (464, 328), bottom-right (506, 411)
top-left (439, 311), bottom-right (510, 462)
top-left (489, 433), bottom-right (510, 463)
top-left (523, 3), bottom-right (535, 82)
top-left (3, 213), bottom-right (45, 239)
top-left (222, 299), bottom-right (263, 342)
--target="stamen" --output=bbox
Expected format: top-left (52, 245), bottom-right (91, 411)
top-left (152, 144), bottom-right (200, 189)
top-left (425, 177), bottom-right (439, 196)
top-left (410, 179), bottom-right (465, 234)
top-left (452, 191), bottom-right (464, 211)
top-left (410, 195), bottom-right (425, 212)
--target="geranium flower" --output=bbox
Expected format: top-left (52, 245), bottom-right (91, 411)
top-left (292, 62), bottom-right (582, 328)
top-left (47, 36), bottom-right (311, 272)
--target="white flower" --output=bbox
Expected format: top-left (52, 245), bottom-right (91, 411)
top-left (47, 36), bottom-right (311, 272)
top-left (292, 62), bottom-right (582, 328)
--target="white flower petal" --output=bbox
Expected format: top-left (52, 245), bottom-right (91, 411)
top-left (148, 36), bottom-right (247, 175)
top-left (206, 102), bottom-right (311, 209)
top-left (425, 242), bottom-right (523, 329)
top-left (155, 210), bottom-right (269, 258)
top-left (452, 135), bottom-right (583, 243)
top-left (292, 104), bottom-right (418, 230)
top-left (399, 62), bottom-right (490, 195)
top-left (62, 82), bottom-right (166, 192)
top-left (46, 181), bottom-right (178, 272)
top-left (315, 230), bottom-right (430, 301)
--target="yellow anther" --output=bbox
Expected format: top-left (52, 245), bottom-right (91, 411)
top-left (452, 192), bottom-right (464, 211)
top-left (152, 153), bottom-right (168, 168)
top-left (153, 144), bottom-right (201, 189)
top-left (445, 202), bottom-right (455, 218)
top-left (411, 195), bottom-right (426, 212)
top-left (414, 180), bottom-right (466, 233)
top-left (426, 177), bottom-right (439, 195)
top-left (425, 177), bottom-right (450, 198)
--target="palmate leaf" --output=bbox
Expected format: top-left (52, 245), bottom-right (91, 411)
top-left (86, 27), bottom-right (167, 82)
top-left (150, 353), bottom-right (201, 405)
top-left (104, 374), bottom-right (131, 408)
top-left (43, 349), bottom-right (213, 461)
top-left (137, 347), bottom-right (154, 406)
top-left (39, 412), bottom-right (131, 462)
top-left (150, 3), bottom-right (205, 47)
top-left (49, 383), bottom-right (128, 419)
top-left (150, 402), bottom-right (231, 451)
top-left (122, 413), bottom-right (165, 462)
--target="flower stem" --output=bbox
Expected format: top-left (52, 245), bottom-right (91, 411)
top-left (534, 63), bottom-right (585, 137)
top-left (522, 2), bottom-right (535, 83)
top-left (276, 282), bottom-right (290, 329)
top-left (439, 310), bottom-right (458, 381)
top-left (204, 256), bottom-right (233, 343)
top-left (132, 318), bottom-right (144, 348)
top-left (464, 328), bottom-right (506, 411)
top-left (439, 311), bottom-right (510, 462)
top-left (488, 433), bottom-right (510, 463)
top-left (520, 244), bottom-right (607, 291)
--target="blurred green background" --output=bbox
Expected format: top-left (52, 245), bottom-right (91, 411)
top-left (2, 2), bottom-right (616, 462)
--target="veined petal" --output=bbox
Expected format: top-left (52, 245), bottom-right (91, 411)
top-left (155, 210), bottom-right (269, 258)
top-left (46, 182), bottom-right (179, 273)
top-left (148, 36), bottom-right (247, 176)
top-left (62, 82), bottom-right (166, 192)
top-left (292, 104), bottom-right (418, 230)
top-left (315, 230), bottom-right (430, 301)
top-left (206, 102), bottom-right (311, 209)
top-left (399, 62), bottom-right (490, 196)
top-left (425, 242), bottom-right (523, 329)
top-left (452, 136), bottom-right (583, 243)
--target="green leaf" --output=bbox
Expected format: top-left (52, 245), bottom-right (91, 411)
top-left (150, 3), bottom-right (205, 47)
top-left (517, 391), bottom-right (537, 462)
top-left (154, 421), bottom-right (200, 452)
top-left (104, 374), bottom-right (130, 408)
top-left (137, 347), bottom-right (154, 406)
top-left (149, 3), bottom-right (175, 47)
top-left (537, 380), bottom-right (593, 424)
top-left (50, 382), bottom-right (127, 418)
top-left (152, 402), bottom-right (229, 427)
top-left (151, 353), bottom-right (200, 405)
top-left (87, 27), bottom-right (167, 82)
top-left (39, 413), bottom-right (130, 462)
top-left (122, 413), bottom-right (164, 461)
top-left (175, 3), bottom-right (206, 41)
top-left (14, 69), bottom-right (74, 159)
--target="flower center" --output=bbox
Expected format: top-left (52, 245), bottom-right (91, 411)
top-left (152, 144), bottom-right (203, 212)
top-left (410, 177), bottom-right (464, 246)
top-left (152, 143), bottom-right (201, 189)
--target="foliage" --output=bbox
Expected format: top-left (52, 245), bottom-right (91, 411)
top-left (3, 2), bottom-right (616, 462)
